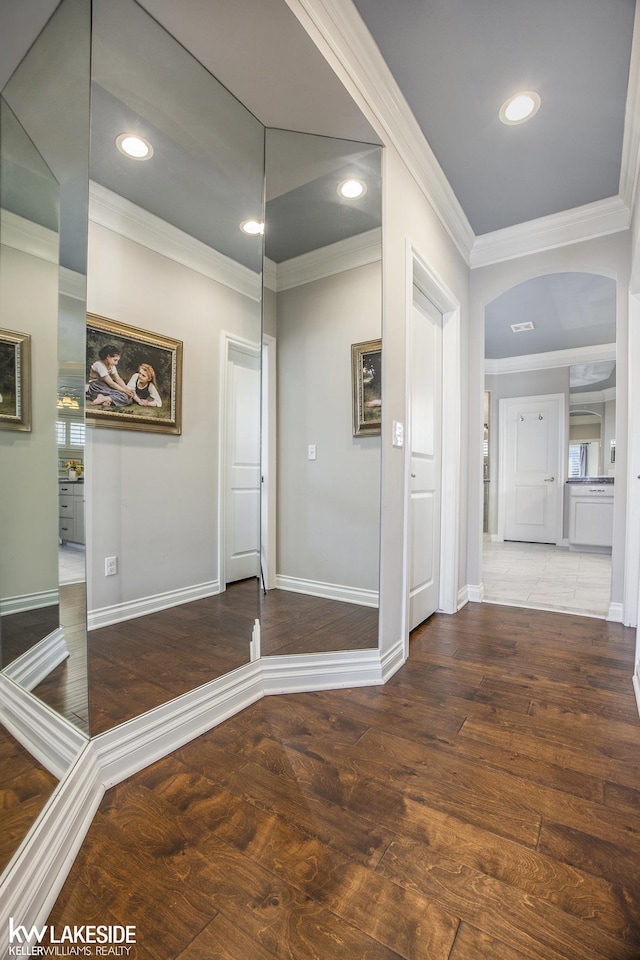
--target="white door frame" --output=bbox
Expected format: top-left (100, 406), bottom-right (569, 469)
top-left (402, 242), bottom-right (461, 657)
top-left (261, 333), bottom-right (277, 590)
top-left (497, 392), bottom-right (566, 546)
top-left (218, 330), bottom-right (261, 593)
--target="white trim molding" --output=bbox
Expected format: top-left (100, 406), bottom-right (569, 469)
top-left (275, 574), bottom-right (379, 607)
top-left (274, 227), bottom-right (381, 291)
top-left (89, 182), bottom-right (262, 302)
top-left (634, 671), bottom-right (640, 719)
top-left (607, 601), bottom-right (624, 623)
top-left (470, 196), bottom-right (631, 269)
top-left (0, 743), bottom-right (104, 960)
top-left (467, 584), bottom-right (485, 603)
top-left (262, 645), bottom-right (389, 695)
top-left (0, 589), bottom-right (58, 617)
top-left (88, 580), bottom-right (220, 631)
top-left (282, 0), bottom-right (474, 262)
top-left (2, 629), bottom-right (68, 692)
top-left (0, 208), bottom-right (58, 263)
top-left (485, 342), bottom-right (617, 377)
top-left (0, 676), bottom-right (87, 779)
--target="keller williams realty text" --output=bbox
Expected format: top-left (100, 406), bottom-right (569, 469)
top-left (8, 920), bottom-right (137, 952)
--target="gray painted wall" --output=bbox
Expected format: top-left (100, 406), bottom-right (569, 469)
top-left (275, 261), bottom-right (381, 593)
top-left (85, 221), bottom-right (261, 615)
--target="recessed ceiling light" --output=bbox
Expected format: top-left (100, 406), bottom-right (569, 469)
top-left (510, 321), bottom-right (535, 332)
top-left (499, 91), bottom-right (541, 126)
top-left (338, 178), bottom-right (367, 199)
top-left (115, 133), bottom-right (154, 160)
top-left (240, 219), bottom-right (264, 236)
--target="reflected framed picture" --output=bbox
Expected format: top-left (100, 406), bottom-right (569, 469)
top-left (86, 314), bottom-right (183, 435)
top-left (352, 338), bottom-right (381, 436)
top-left (0, 329), bottom-right (31, 432)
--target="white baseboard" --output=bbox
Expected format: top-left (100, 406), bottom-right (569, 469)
top-left (456, 586), bottom-right (469, 610)
top-left (3, 628), bottom-right (68, 691)
top-left (0, 742), bottom-right (103, 958)
top-left (0, 675), bottom-right (87, 779)
top-left (607, 601), bottom-right (624, 623)
top-left (275, 575), bottom-right (378, 607)
top-left (262, 646), bottom-right (385, 695)
top-left (93, 660), bottom-right (264, 789)
top-left (490, 534), bottom-right (503, 543)
top-left (0, 589), bottom-right (58, 615)
top-left (467, 583), bottom-right (485, 603)
top-left (88, 579), bottom-right (220, 630)
top-left (633, 672), bottom-right (640, 721)
top-left (380, 638), bottom-right (406, 682)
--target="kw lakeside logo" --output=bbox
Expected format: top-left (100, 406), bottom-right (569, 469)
top-left (8, 919), bottom-right (137, 957)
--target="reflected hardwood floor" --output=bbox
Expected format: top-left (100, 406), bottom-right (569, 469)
top-left (0, 724), bottom-right (57, 874)
top-left (30, 585), bottom-right (377, 735)
top-left (44, 603), bottom-right (640, 959)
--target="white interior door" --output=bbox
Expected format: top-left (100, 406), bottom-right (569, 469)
top-left (225, 344), bottom-right (260, 583)
top-left (499, 394), bottom-right (563, 544)
top-left (409, 295), bottom-right (442, 630)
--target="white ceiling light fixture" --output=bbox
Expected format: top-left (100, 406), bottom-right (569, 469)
top-left (115, 133), bottom-right (154, 160)
top-left (338, 178), bottom-right (367, 199)
top-left (499, 91), bottom-right (541, 126)
top-left (240, 219), bottom-right (264, 236)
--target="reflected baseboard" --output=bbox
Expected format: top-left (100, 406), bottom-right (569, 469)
top-left (275, 575), bottom-right (379, 607)
top-left (0, 675), bottom-right (87, 779)
top-left (1, 589), bottom-right (58, 615)
top-left (634, 671), bottom-right (640, 720)
top-left (88, 579), bottom-right (220, 630)
top-left (3, 628), bottom-right (68, 691)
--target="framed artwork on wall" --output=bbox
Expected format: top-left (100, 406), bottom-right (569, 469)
top-left (86, 314), bottom-right (183, 435)
top-left (351, 338), bottom-right (382, 436)
top-left (0, 329), bottom-right (31, 432)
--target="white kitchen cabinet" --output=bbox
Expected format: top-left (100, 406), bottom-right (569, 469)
top-left (59, 481), bottom-right (85, 544)
top-left (567, 482), bottom-right (614, 551)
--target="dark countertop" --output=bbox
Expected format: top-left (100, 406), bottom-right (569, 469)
top-left (566, 477), bottom-right (614, 484)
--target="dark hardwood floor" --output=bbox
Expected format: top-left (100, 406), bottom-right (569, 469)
top-left (43, 603), bottom-right (640, 959)
top-left (261, 588), bottom-right (378, 656)
top-left (0, 724), bottom-right (58, 874)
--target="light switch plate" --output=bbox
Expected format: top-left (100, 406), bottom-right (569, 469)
top-left (392, 420), bottom-right (404, 448)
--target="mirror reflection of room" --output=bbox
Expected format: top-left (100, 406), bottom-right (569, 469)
top-left (482, 272), bottom-right (615, 619)
top-left (261, 128), bottom-right (383, 656)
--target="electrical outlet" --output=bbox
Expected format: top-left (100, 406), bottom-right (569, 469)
top-left (105, 556), bottom-right (118, 577)
top-left (308, 444), bottom-right (317, 460)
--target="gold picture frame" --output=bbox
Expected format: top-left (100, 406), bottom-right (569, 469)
top-left (351, 338), bottom-right (381, 436)
top-left (0, 328), bottom-right (31, 432)
top-left (86, 314), bottom-right (183, 435)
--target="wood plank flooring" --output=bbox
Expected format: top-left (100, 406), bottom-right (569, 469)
top-left (43, 603), bottom-right (640, 959)
top-left (0, 724), bottom-right (57, 874)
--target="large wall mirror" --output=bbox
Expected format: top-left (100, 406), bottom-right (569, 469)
top-left (261, 128), bottom-right (382, 656)
top-left (0, 0), bottom-right (383, 878)
top-left (568, 360), bottom-right (616, 478)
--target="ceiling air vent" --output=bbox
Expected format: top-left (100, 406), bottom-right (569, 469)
top-left (510, 321), bottom-right (535, 333)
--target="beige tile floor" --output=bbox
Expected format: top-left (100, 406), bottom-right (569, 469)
top-left (482, 535), bottom-right (612, 619)
top-left (59, 543), bottom-right (86, 585)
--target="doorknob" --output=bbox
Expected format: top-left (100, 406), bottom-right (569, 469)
top-left (543, 477), bottom-right (555, 482)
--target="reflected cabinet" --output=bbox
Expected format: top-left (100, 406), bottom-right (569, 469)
top-left (0, 0), bottom-right (382, 763)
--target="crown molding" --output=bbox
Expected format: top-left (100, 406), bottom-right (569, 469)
top-left (275, 227), bottom-right (381, 291)
top-left (88, 182), bottom-right (262, 302)
top-left (485, 342), bottom-right (616, 376)
top-left (0, 209), bottom-right (58, 263)
top-left (570, 387), bottom-right (617, 405)
top-left (471, 196), bottom-right (631, 269)
top-left (283, 0), bottom-right (474, 263)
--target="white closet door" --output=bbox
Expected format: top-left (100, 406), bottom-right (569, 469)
top-left (225, 345), bottom-right (260, 583)
top-left (409, 296), bottom-right (442, 630)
